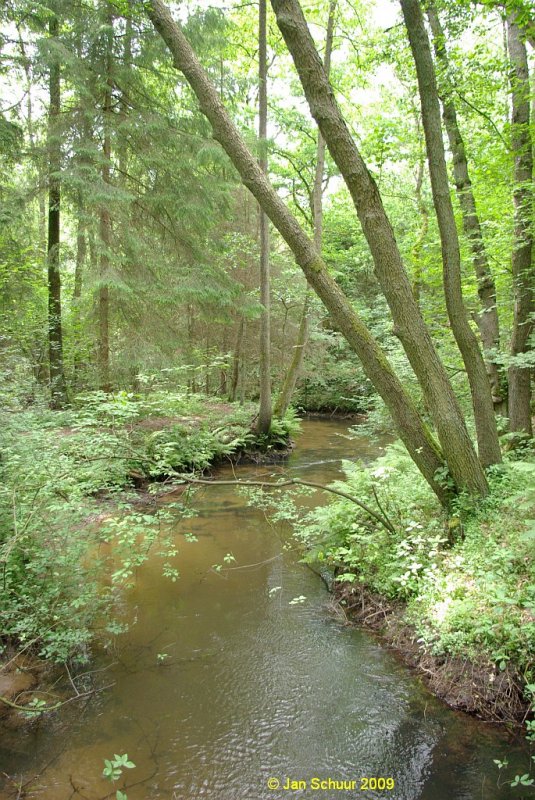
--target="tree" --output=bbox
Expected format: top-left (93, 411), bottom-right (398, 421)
top-left (506, 12), bottom-right (533, 437)
top-left (268, 0), bottom-right (491, 488)
top-left (426, 2), bottom-right (502, 409)
top-left (399, 0), bottom-right (501, 468)
top-left (98, 2), bottom-right (113, 393)
top-left (256, 0), bottom-right (272, 434)
top-left (275, 0), bottom-right (336, 418)
top-left (46, 8), bottom-right (68, 408)
top-left (140, 0), bottom-right (494, 505)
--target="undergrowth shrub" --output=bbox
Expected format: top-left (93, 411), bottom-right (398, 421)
top-left (0, 391), bottom-right (295, 663)
top-left (293, 443), bottom-right (535, 680)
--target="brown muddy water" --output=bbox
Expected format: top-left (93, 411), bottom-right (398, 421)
top-left (0, 420), bottom-right (531, 799)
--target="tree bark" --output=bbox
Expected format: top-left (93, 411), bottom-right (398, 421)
top-left (73, 193), bottom-right (85, 384)
top-left (268, 0), bottom-right (489, 491)
top-left (257, 0), bottom-right (273, 435)
top-left (275, 0), bottom-right (336, 418)
top-left (506, 15), bottom-right (533, 436)
top-left (400, 0), bottom-right (502, 468)
top-left (411, 152), bottom-right (428, 305)
top-left (230, 317), bottom-right (245, 402)
top-left (47, 12), bottom-right (68, 409)
top-left (427, 3), bottom-right (502, 407)
top-left (99, 5), bottom-right (113, 393)
top-left (143, 0), bottom-right (466, 505)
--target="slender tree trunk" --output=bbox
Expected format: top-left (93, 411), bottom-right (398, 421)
top-left (267, 0), bottom-right (488, 492)
top-left (411, 152), bottom-right (428, 305)
top-left (239, 321), bottom-right (247, 405)
top-left (118, 15), bottom-right (132, 177)
top-left (74, 211), bottom-right (85, 303)
top-left (275, 0), bottom-right (336, 418)
top-left (73, 193), bottom-right (85, 384)
top-left (257, 0), bottom-right (273, 435)
top-left (205, 337), bottom-right (211, 395)
top-left (506, 15), bottom-right (533, 436)
top-left (99, 6), bottom-right (113, 393)
top-left (47, 13), bottom-right (68, 409)
top-left (427, 4), bottom-right (502, 407)
top-left (275, 291), bottom-right (310, 416)
top-left (143, 0), bottom-right (459, 505)
top-left (230, 318), bottom-right (245, 402)
top-left (400, 0), bottom-right (502, 468)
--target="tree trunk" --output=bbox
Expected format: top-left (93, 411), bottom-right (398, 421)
top-left (72, 193), bottom-right (85, 384)
top-left (74, 202), bottom-right (85, 306)
top-left (275, 0), bottom-right (336, 418)
top-left (275, 290), bottom-right (310, 416)
top-left (267, 0), bottom-right (489, 492)
top-left (400, 0), bottom-right (501, 468)
top-left (427, 3), bottom-right (502, 407)
top-left (230, 318), bottom-right (245, 402)
top-left (99, 5), bottom-right (113, 393)
top-left (118, 15), bottom-right (132, 177)
top-left (143, 0), bottom-right (463, 505)
top-left (411, 152), bottom-right (428, 305)
top-left (506, 15), bottom-right (533, 436)
top-left (47, 12), bottom-right (68, 409)
top-left (257, 0), bottom-right (273, 435)
top-left (239, 321), bottom-right (247, 405)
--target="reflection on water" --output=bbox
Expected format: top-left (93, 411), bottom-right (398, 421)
top-left (0, 420), bottom-right (529, 799)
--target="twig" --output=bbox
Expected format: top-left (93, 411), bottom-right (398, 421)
top-left (0, 682), bottom-right (114, 714)
top-left (214, 553), bottom-right (281, 571)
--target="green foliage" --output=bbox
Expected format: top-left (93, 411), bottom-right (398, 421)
top-left (409, 460), bottom-right (535, 674)
top-left (293, 443), bottom-right (535, 682)
top-left (102, 752), bottom-right (136, 800)
top-left (295, 445), bottom-right (445, 598)
top-left (0, 391), bottom-right (279, 663)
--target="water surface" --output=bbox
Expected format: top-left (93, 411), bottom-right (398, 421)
top-left (0, 419), bottom-right (529, 799)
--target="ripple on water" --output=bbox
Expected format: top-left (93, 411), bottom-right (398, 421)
top-left (0, 420), bottom-right (529, 800)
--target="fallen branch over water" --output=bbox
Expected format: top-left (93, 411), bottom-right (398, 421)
top-left (0, 682), bottom-right (115, 714)
top-left (178, 475), bottom-right (396, 534)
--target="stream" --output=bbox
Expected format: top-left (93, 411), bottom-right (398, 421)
top-left (0, 419), bottom-right (530, 799)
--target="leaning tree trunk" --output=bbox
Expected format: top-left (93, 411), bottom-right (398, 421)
top-left (506, 15), bottom-right (533, 437)
top-left (411, 149), bottom-right (428, 306)
top-left (427, 3), bottom-right (502, 408)
top-left (400, 0), bottom-right (502, 468)
top-left (256, 0), bottom-right (273, 435)
top-left (275, 0), bottom-right (336, 419)
top-left (142, 0), bottom-right (483, 505)
top-left (47, 12), bottom-right (68, 409)
top-left (268, 0), bottom-right (489, 492)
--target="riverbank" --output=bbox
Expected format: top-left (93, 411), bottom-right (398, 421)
top-left (331, 583), bottom-right (529, 725)
top-left (3, 416), bottom-right (528, 800)
top-left (293, 441), bottom-right (535, 728)
top-left (0, 391), bottom-right (298, 687)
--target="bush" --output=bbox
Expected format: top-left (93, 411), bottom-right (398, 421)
top-left (294, 443), bottom-right (535, 681)
top-left (0, 391), bottom-right (292, 663)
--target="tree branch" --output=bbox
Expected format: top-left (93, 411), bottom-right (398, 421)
top-left (179, 475), bottom-right (396, 533)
